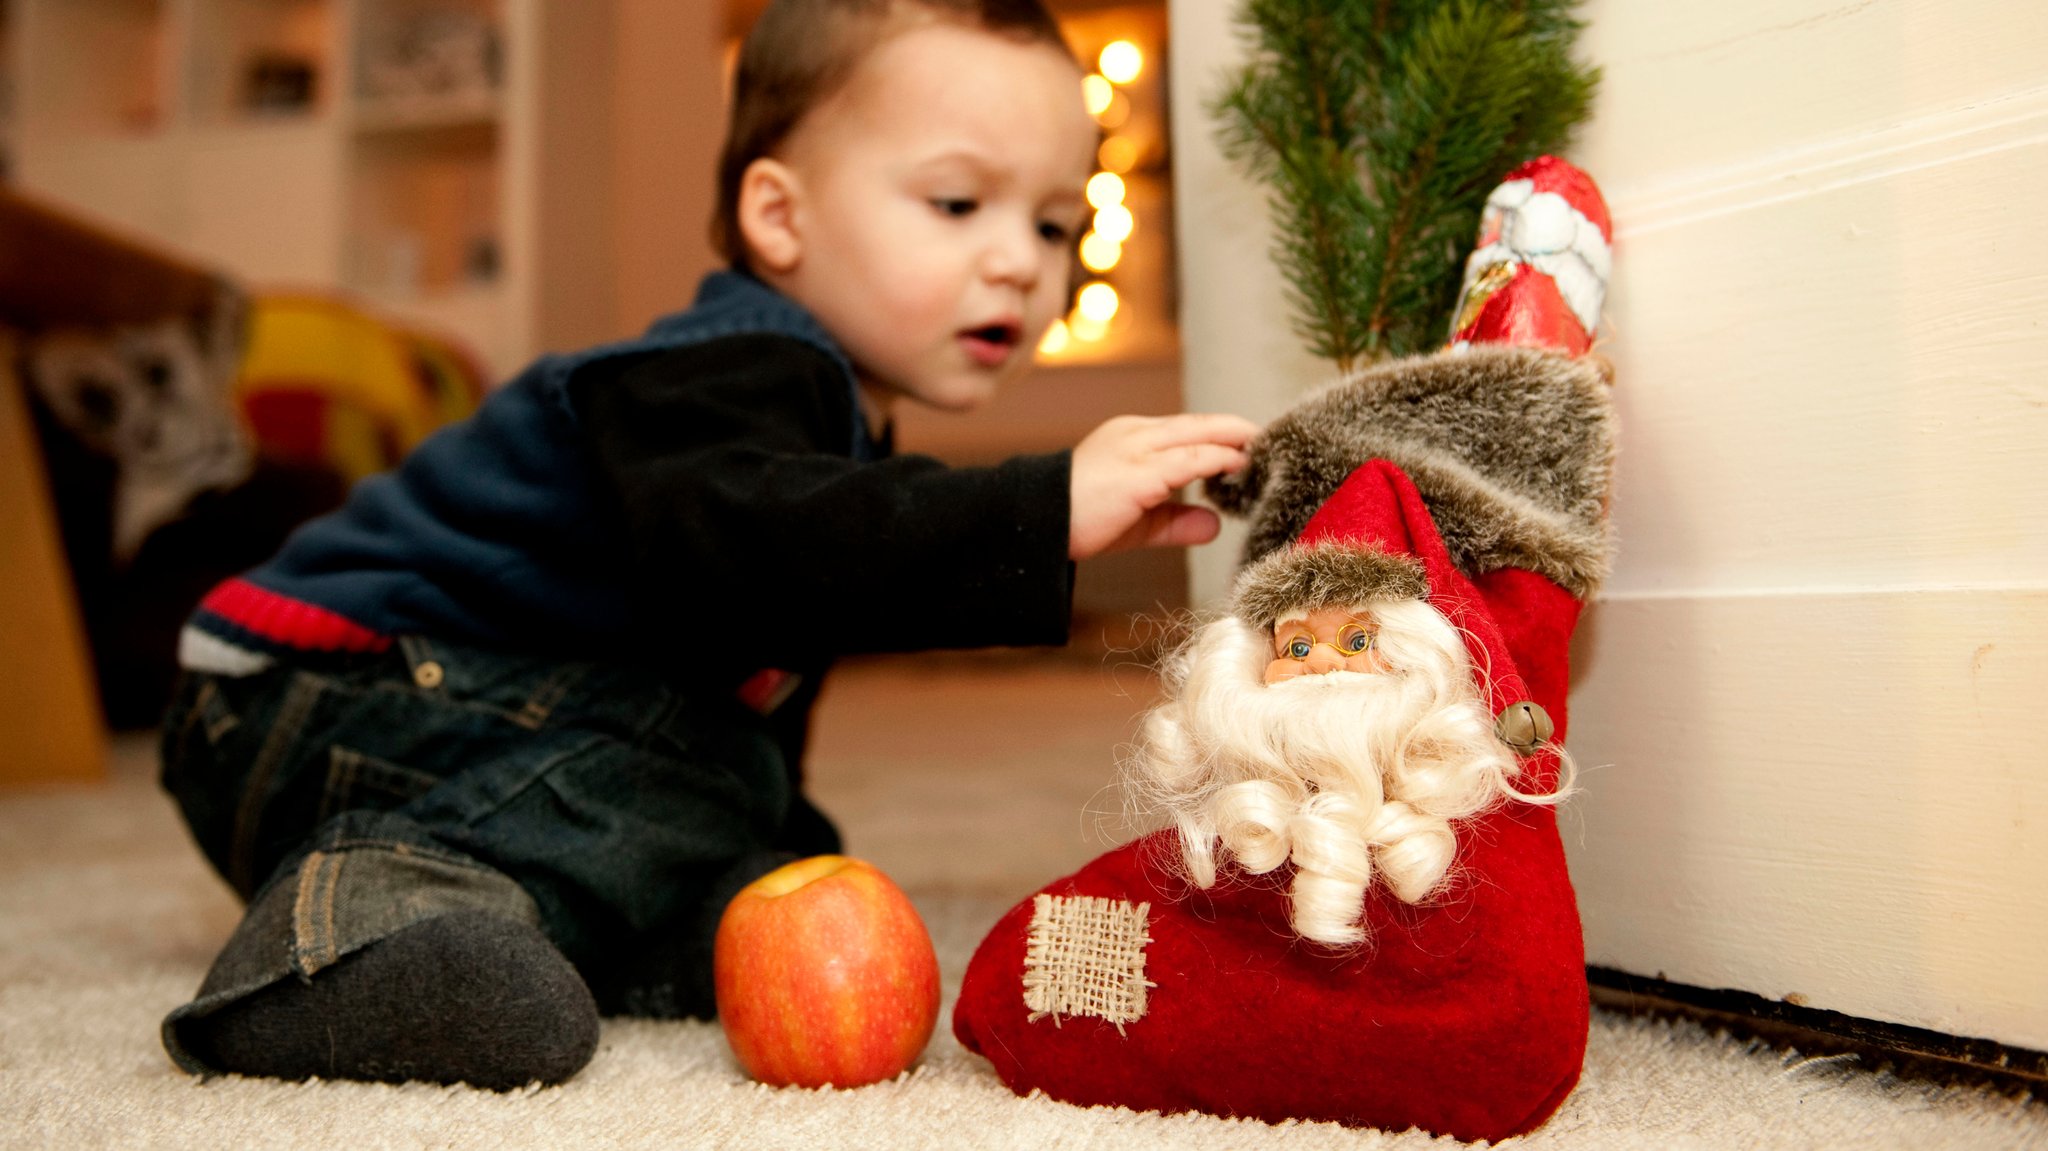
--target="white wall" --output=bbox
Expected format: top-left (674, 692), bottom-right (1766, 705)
top-left (608, 0), bottom-right (725, 336)
top-left (1171, 0), bottom-right (2048, 1050)
top-left (1169, 1), bottom-right (1331, 608)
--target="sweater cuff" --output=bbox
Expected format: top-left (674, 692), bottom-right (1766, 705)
top-left (978, 450), bottom-right (1075, 647)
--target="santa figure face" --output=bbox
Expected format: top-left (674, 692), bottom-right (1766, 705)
top-left (1264, 606), bottom-right (1393, 682)
top-left (1130, 597), bottom-right (1528, 945)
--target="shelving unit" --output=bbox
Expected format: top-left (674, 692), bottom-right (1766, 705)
top-left (0, 0), bottom-right (612, 379)
top-left (185, 0), bottom-right (333, 126)
top-left (343, 0), bottom-right (504, 358)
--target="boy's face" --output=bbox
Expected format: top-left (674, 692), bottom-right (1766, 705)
top-left (746, 22), bottom-right (1097, 418)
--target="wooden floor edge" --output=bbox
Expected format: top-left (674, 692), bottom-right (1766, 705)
top-left (1587, 965), bottom-right (2047, 1095)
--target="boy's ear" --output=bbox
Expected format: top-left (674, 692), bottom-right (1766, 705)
top-left (737, 158), bottom-right (803, 274)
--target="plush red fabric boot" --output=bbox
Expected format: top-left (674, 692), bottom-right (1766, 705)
top-left (953, 159), bottom-right (1617, 1142)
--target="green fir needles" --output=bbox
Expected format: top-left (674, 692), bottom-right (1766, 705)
top-left (1213, 0), bottom-right (1598, 373)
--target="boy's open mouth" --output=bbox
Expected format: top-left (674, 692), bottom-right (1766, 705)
top-left (960, 322), bottom-right (1022, 366)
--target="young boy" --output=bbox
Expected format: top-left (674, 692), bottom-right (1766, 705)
top-left (157, 0), bottom-right (1257, 1092)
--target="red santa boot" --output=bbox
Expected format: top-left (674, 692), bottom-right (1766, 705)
top-left (952, 158), bottom-right (1617, 1143)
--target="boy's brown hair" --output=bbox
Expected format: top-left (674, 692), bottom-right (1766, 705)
top-left (713, 0), bottom-right (1074, 268)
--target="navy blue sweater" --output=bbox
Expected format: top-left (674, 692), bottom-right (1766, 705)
top-left (183, 271), bottom-right (1074, 683)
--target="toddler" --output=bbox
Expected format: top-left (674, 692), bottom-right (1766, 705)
top-left (158, 0), bottom-right (1256, 1091)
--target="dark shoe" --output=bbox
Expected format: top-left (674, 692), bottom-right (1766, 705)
top-left (191, 911), bottom-right (599, 1090)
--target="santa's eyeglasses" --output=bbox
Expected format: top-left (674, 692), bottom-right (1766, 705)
top-left (1277, 624), bottom-right (1376, 661)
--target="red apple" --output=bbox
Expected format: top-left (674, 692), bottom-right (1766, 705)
top-left (713, 854), bottom-right (940, 1088)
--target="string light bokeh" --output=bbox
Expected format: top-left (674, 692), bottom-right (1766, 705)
top-left (1038, 22), bottom-right (1169, 364)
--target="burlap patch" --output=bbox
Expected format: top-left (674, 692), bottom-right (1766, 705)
top-left (1021, 893), bottom-right (1154, 1031)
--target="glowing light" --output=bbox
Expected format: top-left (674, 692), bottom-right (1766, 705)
top-left (1037, 318), bottom-right (1071, 356)
top-left (1069, 312), bottom-right (1111, 342)
top-left (1094, 90), bottom-right (1130, 129)
top-left (1092, 204), bottom-right (1134, 244)
top-left (1082, 74), bottom-right (1114, 116)
top-left (1097, 136), bottom-right (1138, 173)
top-left (1077, 281), bottom-right (1120, 324)
top-left (1099, 41), bottom-right (1143, 85)
top-left (1086, 172), bottom-right (1126, 210)
top-left (1079, 232), bottom-right (1122, 272)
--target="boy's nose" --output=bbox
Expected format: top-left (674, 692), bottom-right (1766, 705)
top-left (981, 226), bottom-right (1040, 287)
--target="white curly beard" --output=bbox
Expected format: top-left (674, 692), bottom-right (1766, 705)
top-left (1130, 602), bottom-right (1527, 946)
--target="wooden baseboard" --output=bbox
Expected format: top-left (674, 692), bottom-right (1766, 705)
top-left (1588, 965), bottom-right (2048, 1094)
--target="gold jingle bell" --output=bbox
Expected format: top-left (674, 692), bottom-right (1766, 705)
top-left (1495, 701), bottom-right (1554, 755)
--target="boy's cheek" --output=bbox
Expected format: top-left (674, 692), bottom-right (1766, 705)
top-left (1031, 279), bottom-right (1070, 326)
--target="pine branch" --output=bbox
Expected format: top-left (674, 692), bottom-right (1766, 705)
top-left (1212, 0), bottom-right (1599, 374)
top-left (1216, 1), bottom-right (1379, 367)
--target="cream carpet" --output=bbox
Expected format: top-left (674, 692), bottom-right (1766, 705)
top-left (3, 655), bottom-right (2042, 1150)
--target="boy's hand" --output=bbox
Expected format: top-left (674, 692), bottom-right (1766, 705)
top-left (1069, 413), bottom-right (1261, 560)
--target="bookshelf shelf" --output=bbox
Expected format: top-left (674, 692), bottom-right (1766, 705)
top-left (1, 0), bottom-right (611, 378)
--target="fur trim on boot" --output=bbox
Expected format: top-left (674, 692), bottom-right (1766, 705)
top-left (1205, 346), bottom-right (1617, 598)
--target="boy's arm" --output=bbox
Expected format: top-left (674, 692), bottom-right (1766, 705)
top-left (574, 335), bottom-right (1073, 657)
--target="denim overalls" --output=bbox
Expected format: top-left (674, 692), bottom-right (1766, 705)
top-left (159, 274), bottom-right (867, 1075)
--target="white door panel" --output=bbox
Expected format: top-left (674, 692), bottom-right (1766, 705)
top-left (1567, 587), bottom-right (2047, 1047)
top-left (1172, 0), bottom-right (2048, 1050)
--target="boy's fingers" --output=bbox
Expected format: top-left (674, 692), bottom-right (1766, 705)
top-left (1105, 504), bottom-right (1219, 555)
top-left (1140, 504), bottom-right (1221, 549)
top-left (1145, 413), bottom-right (1262, 450)
top-left (1155, 443), bottom-right (1250, 488)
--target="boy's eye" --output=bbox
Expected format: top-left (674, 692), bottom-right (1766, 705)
top-left (932, 198), bottom-right (978, 217)
top-left (1038, 221), bottom-right (1072, 244)
top-left (1340, 625), bottom-right (1371, 654)
top-left (1286, 637), bottom-right (1312, 660)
